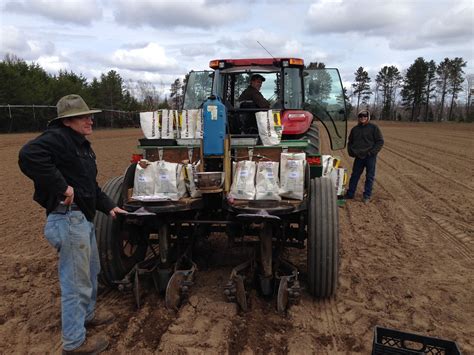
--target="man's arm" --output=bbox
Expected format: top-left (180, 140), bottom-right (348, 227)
top-left (18, 134), bottom-right (69, 197)
top-left (369, 125), bottom-right (384, 155)
top-left (253, 91), bottom-right (270, 108)
top-left (347, 129), bottom-right (355, 157)
top-left (95, 183), bottom-right (128, 219)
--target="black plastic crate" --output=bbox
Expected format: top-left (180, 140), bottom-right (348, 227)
top-left (372, 326), bottom-right (461, 355)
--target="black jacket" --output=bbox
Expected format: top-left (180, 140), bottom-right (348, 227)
top-left (347, 122), bottom-right (384, 159)
top-left (18, 126), bottom-right (115, 221)
top-left (238, 86), bottom-right (270, 108)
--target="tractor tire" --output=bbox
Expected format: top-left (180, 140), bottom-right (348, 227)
top-left (307, 177), bottom-right (338, 298)
top-left (94, 176), bottom-right (148, 286)
top-left (303, 119), bottom-right (320, 155)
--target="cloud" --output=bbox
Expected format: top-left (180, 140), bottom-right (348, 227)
top-left (4, 0), bottom-right (103, 25)
top-left (113, 69), bottom-right (181, 96)
top-left (109, 43), bottom-right (178, 71)
top-left (306, 0), bottom-right (410, 34)
top-left (179, 44), bottom-right (217, 58)
top-left (0, 25), bottom-right (55, 60)
top-left (214, 29), bottom-right (305, 58)
top-left (419, 2), bottom-right (473, 44)
top-left (36, 55), bottom-right (70, 73)
top-left (306, 0), bottom-right (473, 52)
top-left (112, 0), bottom-right (244, 29)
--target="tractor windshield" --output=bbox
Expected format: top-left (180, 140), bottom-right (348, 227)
top-left (303, 69), bottom-right (347, 150)
top-left (183, 71), bottom-right (213, 109)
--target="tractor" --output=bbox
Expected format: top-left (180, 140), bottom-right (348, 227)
top-left (94, 57), bottom-right (347, 312)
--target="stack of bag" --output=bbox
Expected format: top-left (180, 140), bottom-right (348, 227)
top-left (321, 155), bottom-right (346, 196)
top-left (229, 152), bottom-right (306, 201)
top-left (139, 109), bottom-right (203, 140)
top-left (132, 160), bottom-right (201, 201)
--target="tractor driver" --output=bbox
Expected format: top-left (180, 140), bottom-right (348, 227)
top-left (238, 74), bottom-right (270, 109)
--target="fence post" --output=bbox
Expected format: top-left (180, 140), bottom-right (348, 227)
top-left (8, 104), bottom-right (13, 133)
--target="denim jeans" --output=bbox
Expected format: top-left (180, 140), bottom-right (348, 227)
top-left (346, 155), bottom-right (377, 199)
top-left (44, 211), bottom-right (100, 351)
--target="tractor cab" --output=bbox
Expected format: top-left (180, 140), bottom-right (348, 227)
top-left (183, 58), bottom-right (347, 152)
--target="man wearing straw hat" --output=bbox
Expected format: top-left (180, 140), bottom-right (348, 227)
top-left (19, 94), bottom-right (127, 354)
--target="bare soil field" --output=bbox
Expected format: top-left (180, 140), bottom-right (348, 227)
top-left (1, 121), bottom-right (473, 354)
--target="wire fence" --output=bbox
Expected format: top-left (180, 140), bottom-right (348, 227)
top-left (0, 105), bottom-right (141, 133)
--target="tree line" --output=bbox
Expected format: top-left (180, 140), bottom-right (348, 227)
top-left (0, 54), bottom-right (472, 133)
top-left (0, 54), bottom-right (182, 133)
top-left (351, 57), bottom-right (472, 122)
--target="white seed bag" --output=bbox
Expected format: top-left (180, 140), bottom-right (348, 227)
top-left (280, 152), bottom-right (306, 200)
top-left (321, 155), bottom-right (335, 177)
top-left (139, 111), bottom-right (160, 139)
top-left (256, 110), bottom-right (281, 146)
top-left (132, 161), bottom-right (155, 198)
top-left (256, 161), bottom-right (281, 200)
top-left (230, 160), bottom-right (256, 200)
top-left (161, 109), bottom-right (177, 139)
top-left (154, 161), bottom-right (187, 200)
top-left (329, 167), bottom-right (346, 196)
top-left (179, 110), bottom-right (196, 139)
top-left (184, 162), bottom-right (202, 198)
top-left (194, 109), bottom-right (203, 138)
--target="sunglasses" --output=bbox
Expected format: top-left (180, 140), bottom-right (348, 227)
top-left (358, 113), bottom-right (368, 118)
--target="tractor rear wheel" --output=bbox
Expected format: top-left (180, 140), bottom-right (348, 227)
top-left (94, 176), bottom-right (148, 286)
top-left (303, 119), bottom-right (320, 155)
top-left (307, 177), bottom-right (338, 298)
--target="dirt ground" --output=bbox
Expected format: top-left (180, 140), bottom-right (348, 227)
top-left (1, 121), bottom-right (473, 354)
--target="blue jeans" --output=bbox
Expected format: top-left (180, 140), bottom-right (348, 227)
top-left (44, 211), bottom-right (100, 351)
top-left (347, 155), bottom-right (377, 199)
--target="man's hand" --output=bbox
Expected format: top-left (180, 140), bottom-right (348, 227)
top-left (109, 206), bottom-right (128, 219)
top-left (63, 186), bottom-right (74, 205)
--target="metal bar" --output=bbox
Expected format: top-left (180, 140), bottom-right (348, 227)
top-left (172, 220), bottom-right (240, 225)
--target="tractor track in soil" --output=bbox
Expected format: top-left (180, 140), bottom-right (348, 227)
top-left (1, 122), bottom-right (473, 354)
top-left (375, 158), bottom-right (472, 260)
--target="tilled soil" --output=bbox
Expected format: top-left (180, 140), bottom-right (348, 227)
top-left (1, 122), bottom-right (473, 354)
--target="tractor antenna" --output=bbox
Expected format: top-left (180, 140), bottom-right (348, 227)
top-left (257, 41), bottom-right (275, 59)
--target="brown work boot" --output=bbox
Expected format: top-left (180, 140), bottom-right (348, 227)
top-left (62, 335), bottom-right (109, 354)
top-left (85, 310), bottom-right (115, 327)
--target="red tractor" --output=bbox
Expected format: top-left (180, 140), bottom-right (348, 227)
top-left (95, 57), bottom-right (347, 312)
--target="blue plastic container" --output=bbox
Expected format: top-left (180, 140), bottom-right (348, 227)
top-left (202, 96), bottom-right (226, 156)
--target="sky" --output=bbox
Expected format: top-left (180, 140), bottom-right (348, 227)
top-left (1, 0), bottom-right (473, 99)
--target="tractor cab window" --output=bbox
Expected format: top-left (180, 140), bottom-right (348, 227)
top-left (283, 68), bottom-right (303, 109)
top-left (303, 68), bottom-right (347, 150)
top-left (183, 71), bottom-right (213, 109)
top-left (231, 72), bottom-right (280, 108)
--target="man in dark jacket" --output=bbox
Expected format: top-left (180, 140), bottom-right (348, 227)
top-left (18, 94), bottom-right (127, 354)
top-left (346, 109), bottom-right (384, 203)
top-left (238, 73), bottom-right (270, 108)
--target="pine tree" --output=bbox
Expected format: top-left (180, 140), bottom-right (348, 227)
top-left (352, 67), bottom-right (372, 113)
top-left (376, 66), bottom-right (402, 120)
top-left (424, 60), bottom-right (437, 121)
top-left (170, 78), bottom-right (183, 109)
top-left (436, 58), bottom-right (450, 121)
top-left (401, 57), bottom-right (428, 121)
top-left (447, 57), bottom-right (466, 121)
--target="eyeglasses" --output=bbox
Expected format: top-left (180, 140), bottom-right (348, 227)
top-left (358, 113), bottom-right (368, 118)
top-left (75, 115), bottom-right (94, 121)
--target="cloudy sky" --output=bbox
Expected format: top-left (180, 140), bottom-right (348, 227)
top-left (1, 0), bottom-right (473, 98)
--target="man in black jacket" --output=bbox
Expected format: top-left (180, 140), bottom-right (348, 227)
top-left (346, 109), bottom-right (384, 203)
top-left (18, 94), bottom-right (127, 354)
top-left (238, 74), bottom-right (270, 108)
